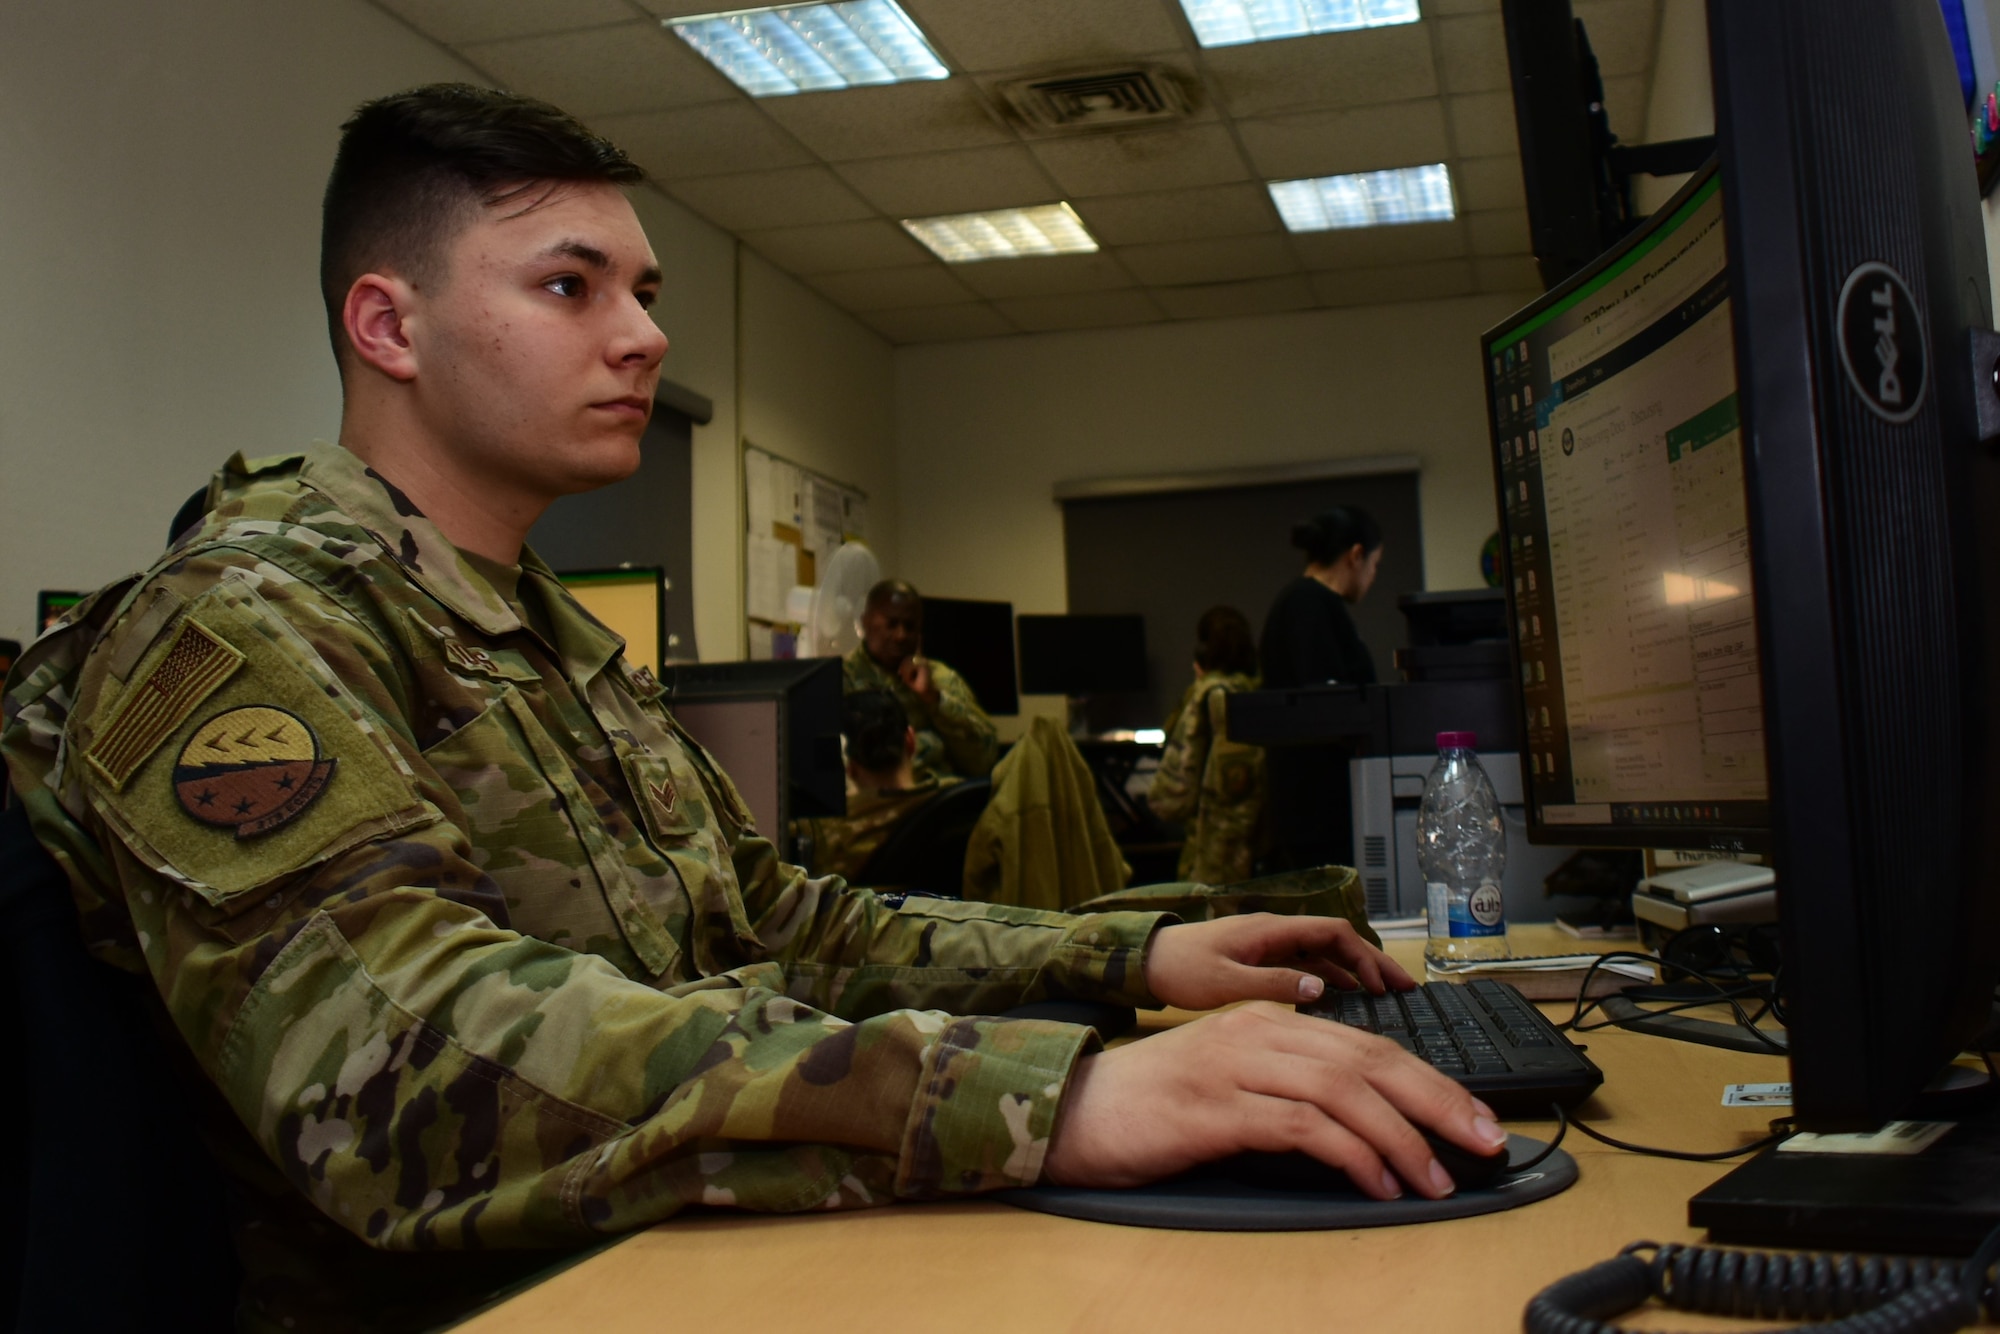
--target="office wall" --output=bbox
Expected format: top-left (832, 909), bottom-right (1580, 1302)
top-left (0, 0), bottom-right (897, 662)
top-left (892, 292), bottom-right (1537, 730)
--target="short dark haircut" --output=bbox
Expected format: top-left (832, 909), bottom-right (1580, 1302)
top-left (865, 579), bottom-right (921, 612)
top-left (1194, 605), bottom-right (1259, 677)
top-left (842, 690), bottom-right (910, 775)
top-left (1291, 506), bottom-right (1384, 565)
top-left (320, 83), bottom-right (644, 361)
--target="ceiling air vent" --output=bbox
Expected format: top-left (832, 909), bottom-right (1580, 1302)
top-left (998, 66), bottom-right (1192, 133)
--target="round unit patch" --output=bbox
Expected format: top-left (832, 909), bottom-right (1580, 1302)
top-left (1836, 261), bottom-right (1928, 424)
top-left (173, 705), bottom-right (336, 839)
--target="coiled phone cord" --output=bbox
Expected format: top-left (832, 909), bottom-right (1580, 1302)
top-left (1522, 1223), bottom-right (2000, 1334)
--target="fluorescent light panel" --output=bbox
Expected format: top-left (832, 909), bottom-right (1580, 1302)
top-left (1178, 0), bottom-right (1420, 47)
top-left (669, 0), bottom-right (948, 97)
top-left (902, 204), bottom-right (1099, 263)
top-left (1268, 164), bottom-right (1455, 232)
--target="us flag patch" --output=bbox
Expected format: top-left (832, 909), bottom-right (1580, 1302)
top-left (86, 619), bottom-right (245, 791)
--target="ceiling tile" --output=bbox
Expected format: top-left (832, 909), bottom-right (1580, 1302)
top-left (1153, 275), bottom-right (1316, 320)
top-left (805, 265), bottom-right (977, 311)
top-left (667, 167), bottom-right (875, 231)
top-left (859, 302), bottom-right (1018, 343)
top-left (1115, 234), bottom-right (1300, 286)
top-left (951, 252), bottom-right (1135, 298)
top-left (992, 289), bottom-right (1166, 332)
top-left (1029, 123), bottom-right (1250, 197)
top-left (1475, 255), bottom-right (1544, 292)
top-left (1310, 258), bottom-right (1477, 307)
top-left (371, 0), bottom-right (635, 45)
top-left (1424, 0), bottom-right (1500, 12)
top-left (901, 0), bottom-right (1186, 73)
top-left (1237, 101), bottom-right (1451, 181)
top-left (594, 103), bottom-right (814, 179)
top-left (836, 146), bottom-right (1060, 218)
top-left (1455, 155), bottom-right (1527, 211)
top-left (462, 22), bottom-right (738, 117)
top-left (1071, 183), bottom-right (1279, 246)
top-left (758, 82), bottom-right (1011, 161)
top-left (1202, 26), bottom-right (1437, 118)
top-left (740, 220), bottom-right (932, 274)
top-left (1574, 0), bottom-right (1659, 78)
top-left (1438, 14), bottom-right (1510, 94)
top-left (1289, 219), bottom-right (1467, 270)
top-left (1448, 92), bottom-right (1519, 159)
top-left (1467, 208), bottom-right (1531, 256)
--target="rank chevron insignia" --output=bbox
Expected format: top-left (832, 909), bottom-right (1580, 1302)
top-left (173, 705), bottom-right (336, 838)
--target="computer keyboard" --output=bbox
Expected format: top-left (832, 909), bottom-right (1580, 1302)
top-left (1299, 978), bottom-right (1603, 1117)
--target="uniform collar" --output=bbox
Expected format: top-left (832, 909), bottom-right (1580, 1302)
top-left (297, 444), bottom-right (628, 685)
top-left (297, 442), bottom-right (522, 638)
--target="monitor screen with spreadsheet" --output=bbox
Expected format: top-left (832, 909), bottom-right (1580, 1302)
top-left (1483, 165), bottom-right (1769, 852)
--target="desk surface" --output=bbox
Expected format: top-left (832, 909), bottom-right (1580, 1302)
top-left (459, 927), bottom-right (1793, 1334)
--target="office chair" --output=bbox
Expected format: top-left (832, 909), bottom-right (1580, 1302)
top-left (852, 779), bottom-right (991, 896)
top-left (0, 797), bottom-right (239, 1330)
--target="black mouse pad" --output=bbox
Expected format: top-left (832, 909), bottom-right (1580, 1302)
top-left (992, 1134), bottom-right (1575, 1231)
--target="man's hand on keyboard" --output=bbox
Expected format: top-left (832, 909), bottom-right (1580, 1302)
top-left (1041, 1003), bottom-right (1505, 1198)
top-left (1142, 914), bottom-right (1414, 1012)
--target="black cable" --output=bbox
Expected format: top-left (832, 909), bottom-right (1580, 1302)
top-left (1549, 1102), bottom-right (1788, 1163)
top-left (1504, 1108), bottom-right (1568, 1175)
top-left (1523, 1221), bottom-right (2000, 1334)
top-left (1561, 948), bottom-right (1789, 1057)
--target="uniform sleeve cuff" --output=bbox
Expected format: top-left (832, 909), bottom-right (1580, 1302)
top-left (894, 1016), bottom-right (1094, 1198)
top-left (1048, 910), bottom-right (1174, 1008)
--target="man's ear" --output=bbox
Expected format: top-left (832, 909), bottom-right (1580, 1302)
top-left (902, 726), bottom-right (918, 759)
top-left (342, 273), bottom-right (421, 383)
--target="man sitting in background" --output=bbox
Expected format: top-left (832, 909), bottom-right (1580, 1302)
top-left (842, 579), bottom-right (997, 782)
top-left (800, 689), bottom-right (1128, 910)
top-left (800, 688), bottom-right (951, 881)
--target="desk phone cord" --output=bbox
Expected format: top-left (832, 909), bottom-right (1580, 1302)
top-left (1523, 1222), bottom-right (2000, 1334)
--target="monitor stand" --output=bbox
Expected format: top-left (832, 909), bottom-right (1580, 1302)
top-left (1690, 1089), bottom-right (2000, 1254)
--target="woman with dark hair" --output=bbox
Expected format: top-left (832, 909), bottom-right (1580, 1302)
top-left (1260, 505), bottom-right (1384, 689)
top-left (1147, 606), bottom-right (1266, 884)
top-left (1259, 506), bottom-right (1385, 871)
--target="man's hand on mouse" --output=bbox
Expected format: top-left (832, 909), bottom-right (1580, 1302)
top-left (1140, 914), bottom-right (1411, 1011)
top-left (1041, 914), bottom-right (1504, 1200)
top-left (1041, 1004), bottom-right (1507, 1200)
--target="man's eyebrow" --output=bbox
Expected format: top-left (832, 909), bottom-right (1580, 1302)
top-left (540, 240), bottom-right (662, 288)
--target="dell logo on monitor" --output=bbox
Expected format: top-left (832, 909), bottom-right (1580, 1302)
top-left (1836, 261), bottom-right (1928, 423)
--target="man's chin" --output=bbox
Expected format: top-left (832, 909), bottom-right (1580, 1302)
top-left (552, 435), bottom-right (644, 495)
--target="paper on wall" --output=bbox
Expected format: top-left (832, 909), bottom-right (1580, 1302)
top-left (746, 534), bottom-right (796, 622)
top-left (744, 448), bottom-right (774, 536)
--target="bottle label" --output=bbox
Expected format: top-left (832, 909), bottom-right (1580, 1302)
top-left (1425, 882), bottom-right (1449, 937)
top-left (1448, 882), bottom-right (1507, 938)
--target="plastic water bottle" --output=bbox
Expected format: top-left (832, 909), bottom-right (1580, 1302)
top-left (1419, 731), bottom-right (1510, 961)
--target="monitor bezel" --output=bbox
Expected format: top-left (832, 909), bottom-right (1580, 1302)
top-left (1481, 162), bottom-right (1771, 856)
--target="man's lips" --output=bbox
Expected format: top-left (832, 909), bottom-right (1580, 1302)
top-left (592, 395), bottom-right (651, 418)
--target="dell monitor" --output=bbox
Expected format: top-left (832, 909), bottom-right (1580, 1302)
top-left (918, 596), bottom-right (1020, 716)
top-left (1016, 614), bottom-right (1148, 697)
top-left (1487, 0), bottom-right (2000, 1137)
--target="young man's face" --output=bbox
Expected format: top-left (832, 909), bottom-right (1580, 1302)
top-left (413, 181), bottom-right (667, 502)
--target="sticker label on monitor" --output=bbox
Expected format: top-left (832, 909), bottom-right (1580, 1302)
top-left (1836, 261), bottom-right (1928, 425)
top-left (1776, 1120), bottom-right (1953, 1156)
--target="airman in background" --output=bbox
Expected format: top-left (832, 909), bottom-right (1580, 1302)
top-left (842, 580), bottom-right (998, 782)
top-left (1149, 605), bottom-right (1268, 885)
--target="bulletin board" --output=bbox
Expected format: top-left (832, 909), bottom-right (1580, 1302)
top-left (743, 444), bottom-right (868, 660)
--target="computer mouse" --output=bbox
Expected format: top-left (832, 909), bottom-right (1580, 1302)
top-left (1420, 1130), bottom-right (1511, 1191)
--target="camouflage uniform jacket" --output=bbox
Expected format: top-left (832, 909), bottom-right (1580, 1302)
top-left (795, 778), bottom-right (954, 882)
top-left (841, 644), bottom-right (998, 782)
top-left (1147, 672), bottom-right (1266, 885)
top-left (1, 444), bottom-right (1167, 1331)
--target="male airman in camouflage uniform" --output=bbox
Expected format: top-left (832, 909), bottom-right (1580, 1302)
top-left (1, 84), bottom-right (1498, 1333)
top-left (842, 581), bottom-right (998, 783)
